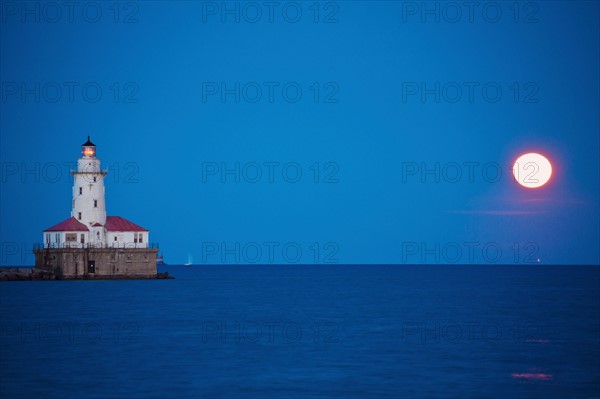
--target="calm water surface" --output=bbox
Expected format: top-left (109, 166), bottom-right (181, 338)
top-left (1, 265), bottom-right (599, 398)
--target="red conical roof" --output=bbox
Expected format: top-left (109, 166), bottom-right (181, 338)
top-left (44, 217), bottom-right (89, 232)
top-left (104, 216), bottom-right (148, 232)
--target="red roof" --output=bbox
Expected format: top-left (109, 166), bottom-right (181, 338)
top-left (44, 217), bottom-right (89, 232)
top-left (92, 223), bottom-right (103, 227)
top-left (104, 216), bottom-right (148, 232)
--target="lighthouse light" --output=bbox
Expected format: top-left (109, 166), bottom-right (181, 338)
top-left (82, 147), bottom-right (95, 157)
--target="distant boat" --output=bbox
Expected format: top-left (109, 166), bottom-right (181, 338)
top-left (157, 252), bottom-right (167, 266)
top-left (184, 254), bottom-right (193, 266)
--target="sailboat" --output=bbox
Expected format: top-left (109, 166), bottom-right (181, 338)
top-left (184, 254), bottom-right (193, 266)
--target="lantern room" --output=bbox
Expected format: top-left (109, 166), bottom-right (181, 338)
top-left (81, 135), bottom-right (96, 158)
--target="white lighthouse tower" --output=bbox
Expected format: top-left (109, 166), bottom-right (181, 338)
top-left (71, 137), bottom-right (107, 227)
top-left (41, 136), bottom-right (149, 249)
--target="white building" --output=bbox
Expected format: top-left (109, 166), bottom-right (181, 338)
top-left (42, 137), bottom-right (149, 249)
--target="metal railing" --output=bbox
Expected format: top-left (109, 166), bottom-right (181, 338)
top-left (33, 242), bottom-right (159, 250)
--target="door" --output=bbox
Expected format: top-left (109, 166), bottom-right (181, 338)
top-left (88, 260), bottom-right (95, 273)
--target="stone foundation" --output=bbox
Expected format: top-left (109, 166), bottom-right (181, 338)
top-left (33, 247), bottom-right (158, 278)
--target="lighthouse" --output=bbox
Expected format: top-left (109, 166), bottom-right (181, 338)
top-left (33, 137), bottom-right (158, 278)
top-left (71, 136), bottom-right (107, 228)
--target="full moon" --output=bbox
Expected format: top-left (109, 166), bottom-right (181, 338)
top-left (512, 153), bottom-right (553, 188)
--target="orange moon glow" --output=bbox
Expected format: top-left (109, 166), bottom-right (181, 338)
top-left (512, 153), bottom-right (552, 188)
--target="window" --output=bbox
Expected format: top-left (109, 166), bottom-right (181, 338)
top-left (80, 234), bottom-right (85, 244)
top-left (139, 234), bottom-right (143, 244)
top-left (66, 233), bottom-right (77, 242)
top-left (134, 233), bottom-right (138, 244)
top-left (45, 234), bottom-right (50, 244)
top-left (79, 187), bottom-right (82, 195)
top-left (114, 237), bottom-right (118, 241)
top-left (96, 231), bottom-right (100, 239)
top-left (93, 177), bottom-right (97, 182)
top-left (94, 200), bottom-right (98, 208)
top-left (78, 212), bottom-right (82, 220)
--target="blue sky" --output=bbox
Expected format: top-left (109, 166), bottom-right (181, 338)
top-left (1, 1), bottom-right (598, 265)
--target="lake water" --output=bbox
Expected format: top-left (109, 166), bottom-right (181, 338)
top-left (1, 265), bottom-right (599, 398)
